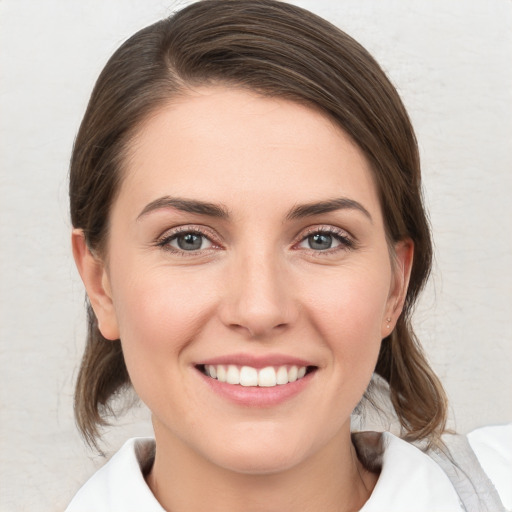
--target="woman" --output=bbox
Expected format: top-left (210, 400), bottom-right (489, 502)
top-left (66, 1), bottom-right (510, 510)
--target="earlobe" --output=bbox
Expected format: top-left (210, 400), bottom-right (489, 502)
top-left (383, 239), bottom-right (414, 334)
top-left (71, 229), bottom-right (120, 340)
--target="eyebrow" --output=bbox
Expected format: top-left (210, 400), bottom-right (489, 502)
top-left (286, 197), bottom-right (372, 222)
top-left (136, 195), bottom-right (371, 222)
top-left (137, 196), bottom-right (230, 220)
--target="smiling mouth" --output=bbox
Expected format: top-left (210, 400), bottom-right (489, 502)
top-left (197, 364), bottom-right (317, 387)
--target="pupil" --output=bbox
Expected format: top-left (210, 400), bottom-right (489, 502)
top-left (178, 233), bottom-right (202, 250)
top-left (309, 233), bottom-right (332, 250)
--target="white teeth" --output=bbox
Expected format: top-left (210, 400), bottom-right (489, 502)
top-left (240, 366), bottom-right (258, 386)
top-left (226, 365), bottom-right (240, 385)
top-left (216, 365), bottom-right (226, 382)
top-left (258, 366), bottom-right (277, 387)
top-left (203, 364), bottom-right (309, 387)
top-left (276, 366), bottom-right (288, 385)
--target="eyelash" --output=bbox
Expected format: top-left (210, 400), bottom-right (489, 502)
top-left (295, 226), bottom-right (356, 254)
top-left (154, 225), bottom-right (356, 256)
top-left (155, 226), bottom-right (220, 256)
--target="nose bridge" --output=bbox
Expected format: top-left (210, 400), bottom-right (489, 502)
top-left (222, 244), bottom-right (294, 337)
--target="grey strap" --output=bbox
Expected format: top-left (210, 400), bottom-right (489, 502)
top-left (424, 434), bottom-right (506, 512)
top-left (353, 430), bottom-right (506, 511)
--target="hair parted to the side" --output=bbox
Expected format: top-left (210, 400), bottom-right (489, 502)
top-left (70, 0), bottom-right (447, 450)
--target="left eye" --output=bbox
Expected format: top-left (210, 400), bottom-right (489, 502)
top-left (298, 232), bottom-right (344, 251)
top-left (168, 232), bottom-right (213, 251)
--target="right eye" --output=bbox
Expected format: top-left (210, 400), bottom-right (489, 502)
top-left (156, 228), bottom-right (217, 255)
top-left (168, 232), bottom-right (213, 251)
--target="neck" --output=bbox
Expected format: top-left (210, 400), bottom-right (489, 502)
top-left (146, 423), bottom-right (377, 512)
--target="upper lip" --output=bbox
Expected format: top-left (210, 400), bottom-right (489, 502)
top-left (195, 353), bottom-right (315, 369)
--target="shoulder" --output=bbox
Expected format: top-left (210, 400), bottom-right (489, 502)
top-left (65, 438), bottom-right (163, 512)
top-left (359, 432), bottom-right (464, 511)
top-left (467, 423), bottom-right (512, 510)
top-left (357, 425), bottom-right (512, 511)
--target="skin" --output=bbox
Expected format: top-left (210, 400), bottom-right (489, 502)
top-left (73, 87), bottom-right (413, 512)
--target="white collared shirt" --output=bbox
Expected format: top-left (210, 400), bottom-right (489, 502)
top-left (66, 425), bottom-right (512, 512)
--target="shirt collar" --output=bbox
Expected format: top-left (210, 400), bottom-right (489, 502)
top-left (360, 432), bottom-right (463, 511)
top-left (68, 433), bottom-right (463, 511)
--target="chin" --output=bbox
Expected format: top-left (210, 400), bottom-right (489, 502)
top-left (212, 446), bottom-right (304, 475)
top-left (200, 427), bottom-right (320, 475)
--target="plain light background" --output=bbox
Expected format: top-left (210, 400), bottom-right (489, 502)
top-left (1, 0), bottom-right (511, 510)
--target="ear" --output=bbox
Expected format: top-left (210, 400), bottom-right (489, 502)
top-left (72, 229), bottom-right (120, 340)
top-left (382, 238), bottom-right (414, 337)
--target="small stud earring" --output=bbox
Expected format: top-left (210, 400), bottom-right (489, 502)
top-left (386, 317), bottom-right (391, 329)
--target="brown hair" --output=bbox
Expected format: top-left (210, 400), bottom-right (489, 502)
top-left (70, 0), bottom-right (447, 449)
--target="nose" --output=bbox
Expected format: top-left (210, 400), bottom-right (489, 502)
top-left (218, 250), bottom-right (298, 339)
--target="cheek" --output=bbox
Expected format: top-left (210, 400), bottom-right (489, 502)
top-left (108, 267), bottom-right (223, 422)
top-left (109, 266), bottom-right (218, 373)
top-left (301, 263), bottom-right (390, 371)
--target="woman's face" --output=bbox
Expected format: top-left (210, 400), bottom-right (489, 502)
top-left (82, 87), bottom-right (411, 474)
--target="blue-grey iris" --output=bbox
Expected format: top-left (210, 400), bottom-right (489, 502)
top-left (177, 233), bottom-right (203, 250)
top-left (309, 233), bottom-right (333, 250)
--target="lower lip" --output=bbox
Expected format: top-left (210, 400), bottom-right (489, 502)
top-left (197, 369), bottom-right (315, 407)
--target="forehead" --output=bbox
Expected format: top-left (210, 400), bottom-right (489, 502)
top-left (118, 87), bottom-right (381, 221)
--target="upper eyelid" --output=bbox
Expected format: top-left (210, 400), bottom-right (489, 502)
top-left (154, 226), bottom-right (222, 254)
top-left (157, 224), bottom-right (219, 241)
top-left (293, 225), bottom-right (357, 252)
top-left (295, 224), bottom-right (354, 241)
